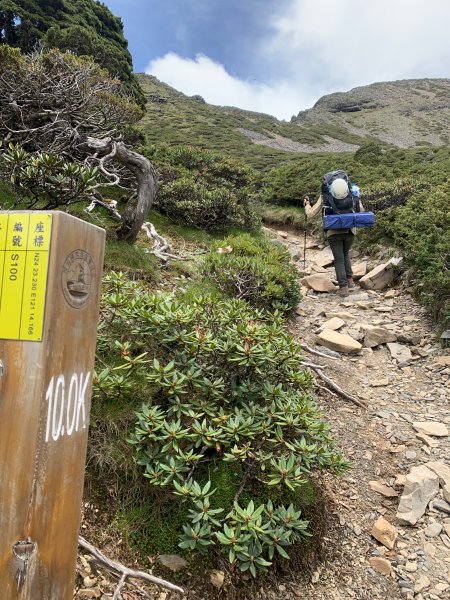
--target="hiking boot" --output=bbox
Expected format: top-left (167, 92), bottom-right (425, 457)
top-left (347, 277), bottom-right (355, 288)
top-left (337, 287), bottom-right (349, 297)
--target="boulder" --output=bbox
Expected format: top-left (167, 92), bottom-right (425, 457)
top-left (364, 327), bottom-right (397, 348)
top-left (317, 329), bottom-right (362, 354)
top-left (352, 261), bottom-right (367, 279)
top-left (320, 317), bottom-right (345, 331)
top-left (412, 421), bottom-right (449, 437)
top-left (396, 465), bottom-right (439, 525)
top-left (301, 274), bottom-right (337, 292)
top-left (370, 516), bottom-right (398, 549)
top-left (315, 247), bottom-right (334, 268)
top-left (277, 230), bottom-right (288, 239)
top-left (424, 461), bottom-right (450, 486)
top-left (386, 342), bottom-right (413, 364)
top-left (359, 262), bottom-right (394, 291)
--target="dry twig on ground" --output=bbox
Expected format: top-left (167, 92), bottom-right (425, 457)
top-left (306, 365), bottom-right (367, 409)
top-left (78, 536), bottom-right (183, 599)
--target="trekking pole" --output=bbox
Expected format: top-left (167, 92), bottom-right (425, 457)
top-left (303, 196), bottom-right (309, 269)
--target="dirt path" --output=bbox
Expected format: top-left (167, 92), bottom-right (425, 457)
top-left (261, 228), bottom-right (450, 600)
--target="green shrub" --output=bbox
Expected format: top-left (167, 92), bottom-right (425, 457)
top-left (202, 234), bottom-right (301, 314)
top-left (0, 143), bottom-right (101, 208)
top-left (354, 142), bottom-right (384, 165)
top-left (366, 186), bottom-right (450, 327)
top-left (144, 145), bottom-right (261, 232)
top-left (148, 144), bottom-right (255, 188)
top-left (95, 274), bottom-right (348, 576)
top-left (155, 177), bottom-right (258, 231)
top-left (361, 178), bottom-right (432, 211)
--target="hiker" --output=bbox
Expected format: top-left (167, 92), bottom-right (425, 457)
top-left (303, 171), bottom-right (365, 297)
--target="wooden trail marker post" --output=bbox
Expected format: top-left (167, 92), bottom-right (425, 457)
top-left (0, 211), bottom-right (105, 600)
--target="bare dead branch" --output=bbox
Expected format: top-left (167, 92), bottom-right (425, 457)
top-left (306, 365), bottom-right (367, 409)
top-left (302, 345), bottom-right (339, 360)
top-left (78, 536), bottom-right (184, 596)
top-left (300, 361), bottom-right (329, 370)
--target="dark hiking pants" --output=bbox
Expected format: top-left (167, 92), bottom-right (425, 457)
top-left (328, 233), bottom-right (354, 288)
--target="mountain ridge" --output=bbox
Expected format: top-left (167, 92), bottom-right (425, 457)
top-left (138, 73), bottom-right (450, 167)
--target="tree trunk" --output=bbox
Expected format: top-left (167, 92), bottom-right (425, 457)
top-left (114, 142), bottom-right (158, 242)
top-left (86, 137), bottom-right (157, 243)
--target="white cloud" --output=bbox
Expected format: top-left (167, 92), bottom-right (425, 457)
top-left (147, 53), bottom-right (313, 120)
top-left (146, 0), bottom-right (450, 119)
top-left (270, 0), bottom-right (450, 90)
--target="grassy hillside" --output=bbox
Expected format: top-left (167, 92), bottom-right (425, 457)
top-left (139, 74), bottom-right (450, 169)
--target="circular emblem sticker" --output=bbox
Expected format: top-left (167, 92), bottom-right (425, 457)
top-left (61, 250), bottom-right (96, 309)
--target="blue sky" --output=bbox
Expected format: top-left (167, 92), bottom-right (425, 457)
top-left (104, 0), bottom-right (450, 120)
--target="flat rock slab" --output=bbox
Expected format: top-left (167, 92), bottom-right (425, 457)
top-left (157, 554), bottom-right (188, 571)
top-left (432, 499), bottom-right (450, 515)
top-left (302, 274), bottom-right (337, 292)
top-left (315, 246), bottom-right (334, 268)
top-left (387, 342), bottom-right (413, 364)
top-left (320, 317), bottom-right (345, 331)
top-left (332, 311), bottom-right (357, 320)
top-left (364, 327), bottom-right (397, 348)
top-left (346, 292), bottom-right (371, 302)
top-left (368, 481), bottom-right (398, 497)
top-left (359, 262), bottom-right (394, 291)
top-left (413, 421), bottom-right (449, 437)
top-left (368, 556), bottom-right (392, 577)
top-left (352, 261), bottom-right (367, 279)
top-left (396, 465), bottom-right (439, 525)
top-left (318, 329), bottom-right (362, 354)
top-left (425, 461), bottom-right (450, 486)
top-left (433, 355), bottom-right (450, 367)
top-left (444, 484), bottom-right (450, 503)
top-left (312, 265), bottom-right (328, 273)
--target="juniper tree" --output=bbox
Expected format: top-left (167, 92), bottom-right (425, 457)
top-left (0, 46), bottom-right (156, 242)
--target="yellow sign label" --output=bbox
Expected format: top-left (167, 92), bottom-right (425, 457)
top-left (0, 213), bottom-right (52, 341)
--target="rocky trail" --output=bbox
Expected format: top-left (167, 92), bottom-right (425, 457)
top-left (261, 227), bottom-right (450, 600)
top-left (75, 228), bottom-right (449, 600)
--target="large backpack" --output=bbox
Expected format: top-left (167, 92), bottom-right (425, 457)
top-left (322, 170), bottom-right (357, 215)
top-left (321, 170), bottom-right (375, 230)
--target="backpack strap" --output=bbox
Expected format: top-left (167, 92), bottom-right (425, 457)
top-left (326, 194), bottom-right (342, 214)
